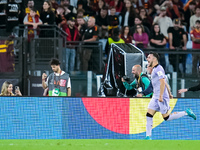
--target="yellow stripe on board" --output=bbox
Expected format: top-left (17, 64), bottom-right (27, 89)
top-left (0, 45), bottom-right (7, 48)
top-left (0, 49), bottom-right (7, 53)
top-left (129, 98), bottom-right (177, 134)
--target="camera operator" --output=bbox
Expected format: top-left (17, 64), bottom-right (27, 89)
top-left (121, 64), bottom-right (152, 97)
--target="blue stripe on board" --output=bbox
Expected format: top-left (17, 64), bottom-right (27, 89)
top-left (0, 97), bottom-right (199, 139)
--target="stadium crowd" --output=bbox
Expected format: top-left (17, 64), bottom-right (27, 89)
top-left (0, 0), bottom-right (200, 75)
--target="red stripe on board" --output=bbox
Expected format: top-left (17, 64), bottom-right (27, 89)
top-left (82, 98), bottom-right (130, 134)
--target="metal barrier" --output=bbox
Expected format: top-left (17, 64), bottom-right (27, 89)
top-left (65, 41), bottom-right (103, 73)
top-left (12, 25), bottom-right (103, 74)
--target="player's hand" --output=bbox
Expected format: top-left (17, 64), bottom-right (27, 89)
top-left (137, 94), bottom-right (143, 97)
top-left (169, 94), bottom-right (173, 99)
top-left (159, 96), bottom-right (163, 102)
top-left (121, 77), bottom-right (125, 82)
top-left (178, 89), bottom-right (188, 94)
top-left (42, 73), bottom-right (47, 80)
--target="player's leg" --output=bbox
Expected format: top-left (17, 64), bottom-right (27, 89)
top-left (162, 111), bottom-right (187, 121)
top-left (160, 99), bottom-right (196, 121)
top-left (145, 108), bottom-right (156, 140)
top-left (163, 109), bottom-right (196, 121)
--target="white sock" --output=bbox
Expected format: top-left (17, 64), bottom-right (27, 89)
top-left (166, 111), bottom-right (187, 121)
top-left (146, 116), bottom-right (153, 136)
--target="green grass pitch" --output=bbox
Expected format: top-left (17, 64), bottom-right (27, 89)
top-left (0, 139), bottom-right (199, 150)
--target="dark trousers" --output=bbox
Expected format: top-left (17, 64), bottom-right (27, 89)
top-left (192, 54), bottom-right (200, 75)
top-left (169, 54), bottom-right (186, 73)
top-left (81, 48), bottom-right (93, 71)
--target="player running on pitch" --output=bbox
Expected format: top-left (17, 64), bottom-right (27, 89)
top-left (145, 52), bottom-right (196, 140)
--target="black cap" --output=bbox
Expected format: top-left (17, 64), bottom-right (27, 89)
top-left (69, 16), bottom-right (76, 21)
top-left (173, 18), bottom-right (180, 24)
top-left (113, 27), bottom-right (120, 36)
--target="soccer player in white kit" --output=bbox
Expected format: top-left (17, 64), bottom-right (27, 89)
top-left (145, 52), bottom-right (196, 140)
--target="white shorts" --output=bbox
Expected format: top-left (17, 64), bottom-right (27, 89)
top-left (148, 97), bottom-right (171, 114)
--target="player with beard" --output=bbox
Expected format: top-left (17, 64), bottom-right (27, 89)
top-left (144, 52), bottom-right (196, 140)
top-left (121, 64), bottom-right (152, 97)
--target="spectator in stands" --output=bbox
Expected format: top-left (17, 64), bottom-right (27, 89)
top-left (64, 16), bottom-right (79, 73)
top-left (150, 23), bottom-right (167, 48)
top-left (77, 8), bottom-right (85, 18)
top-left (89, 0), bottom-right (101, 13)
top-left (131, 0), bottom-right (139, 13)
top-left (109, 0), bottom-right (124, 15)
top-left (168, 18), bottom-right (187, 74)
top-left (50, 0), bottom-right (59, 10)
top-left (152, 0), bottom-right (166, 17)
top-left (120, 26), bottom-right (132, 43)
top-left (55, 5), bottom-right (67, 28)
top-left (96, 6), bottom-right (109, 39)
top-left (42, 58), bottom-right (71, 96)
top-left (105, 27), bottom-right (125, 55)
top-left (77, 16), bottom-right (87, 40)
top-left (23, 8), bottom-right (42, 41)
top-left (133, 24), bottom-right (149, 49)
top-left (153, 6), bottom-right (173, 38)
top-left (76, 16), bottom-right (87, 70)
top-left (190, 6), bottom-right (200, 30)
top-left (184, 0), bottom-right (200, 12)
top-left (135, 0), bottom-right (153, 16)
top-left (107, 7), bottom-right (119, 36)
top-left (81, 17), bottom-right (98, 71)
top-left (139, 7), bottom-right (153, 31)
top-left (120, 0), bottom-right (136, 28)
top-left (172, 0), bottom-right (183, 8)
top-left (149, 23), bottom-right (167, 69)
top-left (77, 0), bottom-right (95, 16)
top-left (40, 0), bottom-right (55, 25)
top-left (60, 0), bottom-right (77, 16)
top-left (104, 0), bottom-right (112, 6)
top-left (40, 0), bottom-right (56, 37)
top-left (190, 20), bottom-right (200, 75)
top-left (0, 81), bottom-right (22, 96)
top-left (25, 0), bottom-right (40, 16)
top-left (130, 15), bottom-right (150, 36)
top-left (5, 0), bottom-right (20, 34)
top-left (161, 0), bottom-right (181, 20)
top-left (184, 1), bottom-right (196, 32)
top-left (97, 0), bottom-right (106, 14)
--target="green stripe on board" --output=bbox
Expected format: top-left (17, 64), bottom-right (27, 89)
top-left (0, 139), bottom-right (199, 150)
